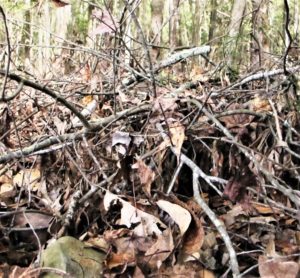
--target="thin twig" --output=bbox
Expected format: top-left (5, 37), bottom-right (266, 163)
top-left (123, 0), bottom-right (157, 97)
top-left (192, 173), bottom-right (240, 277)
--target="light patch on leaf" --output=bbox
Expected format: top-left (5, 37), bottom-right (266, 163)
top-left (145, 228), bottom-right (174, 269)
top-left (156, 200), bottom-right (191, 236)
top-left (112, 131), bottom-right (131, 148)
top-left (104, 191), bottom-right (166, 237)
top-left (13, 169), bottom-right (41, 192)
top-left (169, 121), bottom-right (185, 160)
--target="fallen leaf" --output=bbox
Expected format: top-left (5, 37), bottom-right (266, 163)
top-left (258, 255), bottom-right (299, 278)
top-left (145, 229), bottom-right (174, 269)
top-left (182, 216), bottom-right (205, 257)
top-left (51, 0), bottom-right (70, 8)
top-left (169, 121), bottom-right (185, 160)
top-left (13, 169), bottom-right (41, 191)
top-left (253, 202), bottom-right (281, 214)
top-left (0, 183), bottom-right (15, 199)
top-left (112, 131), bottom-right (131, 148)
top-left (103, 191), bottom-right (167, 237)
top-left (132, 158), bottom-right (155, 196)
top-left (156, 200), bottom-right (191, 236)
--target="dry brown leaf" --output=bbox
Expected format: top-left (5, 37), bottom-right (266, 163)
top-left (0, 183), bottom-right (15, 199)
top-left (258, 255), bottom-right (299, 278)
top-left (145, 229), bottom-right (174, 269)
top-left (0, 173), bottom-right (12, 184)
top-left (13, 169), bottom-right (41, 192)
top-left (103, 194), bottom-right (175, 270)
top-left (132, 158), bottom-right (155, 196)
top-left (169, 121), bottom-right (185, 160)
top-left (106, 250), bottom-right (136, 269)
top-left (80, 95), bottom-right (94, 106)
top-left (250, 96), bottom-right (271, 112)
top-left (220, 204), bottom-right (247, 227)
top-left (104, 229), bottom-right (137, 269)
top-left (252, 203), bottom-right (282, 214)
top-left (51, 0), bottom-right (70, 8)
top-left (182, 217), bottom-right (205, 257)
top-left (199, 269), bottom-right (215, 278)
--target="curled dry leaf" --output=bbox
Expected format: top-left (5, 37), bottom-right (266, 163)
top-left (150, 96), bottom-right (179, 124)
top-left (182, 216), bottom-right (205, 257)
top-left (156, 200), bottom-right (191, 236)
top-left (112, 131), bottom-right (131, 148)
top-left (104, 230), bottom-right (137, 269)
top-left (103, 192), bottom-right (175, 270)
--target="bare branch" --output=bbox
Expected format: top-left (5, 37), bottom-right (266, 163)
top-left (0, 70), bottom-right (91, 129)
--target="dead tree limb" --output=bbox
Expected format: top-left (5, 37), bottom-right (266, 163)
top-left (0, 70), bottom-right (91, 129)
top-left (0, 104), bottom-right (150, 164)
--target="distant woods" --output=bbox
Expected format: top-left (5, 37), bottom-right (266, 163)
top-left (0, 0), bottom-right (299, 76)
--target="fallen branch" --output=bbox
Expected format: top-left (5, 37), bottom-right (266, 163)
top-left (0, 70), bottom-right (91, 129)
top-left (155, 46), bottom-right (211, 71)
top-left (122, 45), bottom-right (211, 86)
top-left (228, 65), bottom-right (300, 90)
top-left (0, 103), bottom-right (150, 164)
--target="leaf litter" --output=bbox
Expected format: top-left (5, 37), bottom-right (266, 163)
top-left (0, 11), bottom-right (300, 277)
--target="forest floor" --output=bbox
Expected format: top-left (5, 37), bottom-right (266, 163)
top-left (0, 48), bottom-right (300, 277)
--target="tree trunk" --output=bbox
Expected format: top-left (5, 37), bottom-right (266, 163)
top-left (227, 0), bottom-right (247, 69)
top-left (169, 0), bottom-right (180, 50)
top-left (150, 0), bottom-right (164, 60)
top-left (250, 0), bottom-right (270, 70)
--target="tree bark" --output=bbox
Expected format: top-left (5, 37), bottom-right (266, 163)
top-left (251, 0), bottom-right (270, 70)
top-left (150, 0), bottom-right (164, 60)
top-left (227, 0), bottom-right (247, 69)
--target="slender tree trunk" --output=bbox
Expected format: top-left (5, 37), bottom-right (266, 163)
top-left (227, 0), bottom-right (247, 69)
top-left (251, 0), bottom-right (270, 70)
top-left (150, 0), bottom-right (164, 60)
top-left (169, 0), bottom-right (180, 50)
top-left (192, 0), bottom-right (201, 46)
top-left (208, 0), bottom-right (217, 43)
top-left (19, 0), bottom-right (31, 62)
